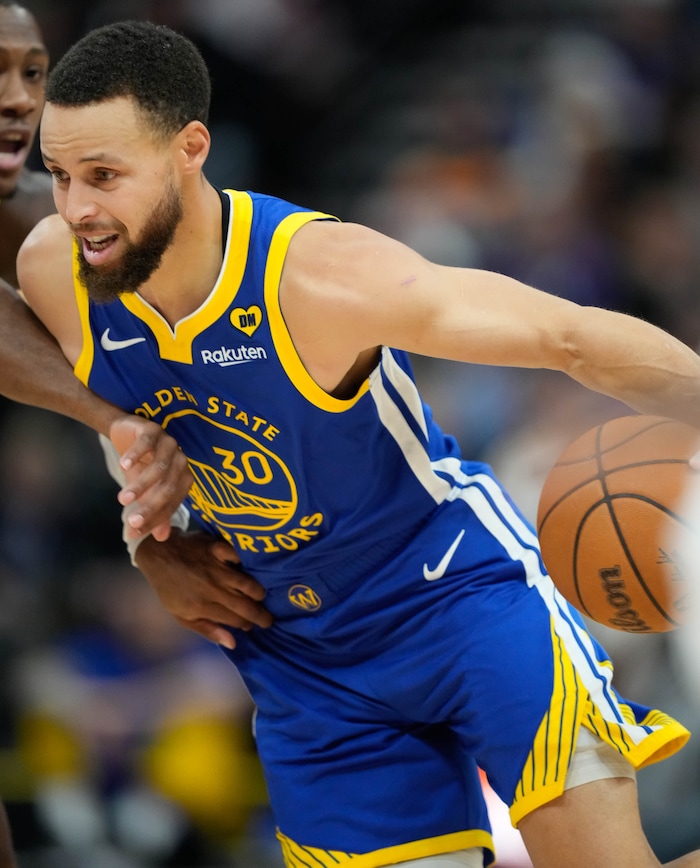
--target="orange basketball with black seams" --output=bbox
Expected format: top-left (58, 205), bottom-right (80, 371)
top-left (536, 415), bottom-right (700, 633)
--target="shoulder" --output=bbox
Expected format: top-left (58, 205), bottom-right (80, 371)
top-left (17, 214), bottom-right (73, 298)
top-left (17, 214), bottom-right (82, 359)
top-left (287, 219), bottom-right (401, 268)
top-left (285, 218), bottom-right (429, 297)
top-left (20, 213), bottom-right (71, 258)
top-left (10, 169), bottom-right (55, 225)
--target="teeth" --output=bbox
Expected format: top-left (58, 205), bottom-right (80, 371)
top-left (85, 235), bottom-right (115, 251)
top-left (1, 133), bottom-right (24, 142)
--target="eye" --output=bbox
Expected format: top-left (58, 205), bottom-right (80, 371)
top-left (94, 168), bottom-right (117, 182)
top-left (50, 169), bottom-right (69, 183)
top-left (24, 64), bottom-right (47, 84)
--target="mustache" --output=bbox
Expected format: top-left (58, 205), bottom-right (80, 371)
top-left (70, 221), bottom-right (123, 234)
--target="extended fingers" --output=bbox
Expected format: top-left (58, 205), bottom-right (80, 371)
top-left (210, 591), bottom-right (273, 629)
top-left (118, 445), bottom-right (192, 538)
top-left (175, 617), bottom-right (237, 650)
top-left (120, 444), bottom-right (191, 503)
top-left (210, 544), bottom-right (268, 605)
top-left (168, 568), bottom-right (272, 629)
top-left (178, 591), bottom-right (271, 631)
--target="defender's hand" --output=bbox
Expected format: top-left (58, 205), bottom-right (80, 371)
top-left (134, 530), bottom-right (273, 649)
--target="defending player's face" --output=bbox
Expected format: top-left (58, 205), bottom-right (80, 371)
top-left (40, 96), bottom-right (184, 302)
top-left (0, 5), bottom-right (48, 198)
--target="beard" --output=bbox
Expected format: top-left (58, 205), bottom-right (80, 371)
top-left (77, 179), bottom-right (184, 304)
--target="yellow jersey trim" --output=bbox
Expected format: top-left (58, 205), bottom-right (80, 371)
top-left (119, 189), bottom-right (253, 363)
top-left (73, 248), bottom-right (94, 387)
top-left (264, 210), bottom-right (371, 413)
top-left (276, 828), bottom-right (494, 868)
top-left (583, 702), bottom-right (690, 771)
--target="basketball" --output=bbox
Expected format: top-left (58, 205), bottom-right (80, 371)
top-left (536, 415), bottom-right (700, 633)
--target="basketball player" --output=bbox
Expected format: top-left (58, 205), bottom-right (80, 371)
top-left (17, 20), bottom-right (700, 868)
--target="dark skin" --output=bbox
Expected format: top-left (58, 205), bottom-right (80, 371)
top-left (0, 168), bottom-right (53, 285)
top-left (134, 531), bottom-right (272, 650)
top-left (0, 2), bottom-right (52, 287)
top-left (0, 805), bottom-right (12, 868)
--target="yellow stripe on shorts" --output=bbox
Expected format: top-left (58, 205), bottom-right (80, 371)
top-left (510, 618), bottom-right (690, 827)
top-left (510, 620), bottom-right (585, 826)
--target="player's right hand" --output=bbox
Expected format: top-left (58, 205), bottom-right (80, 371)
top-left (133, 530), bottom-right (274, 649)
top-left (108, 414), bottom-right (193, 540)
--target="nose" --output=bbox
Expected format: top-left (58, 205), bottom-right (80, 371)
top-left (62, 181), bottom-right (100, 227)
top-left (0, 69), bottom-right (38, 118)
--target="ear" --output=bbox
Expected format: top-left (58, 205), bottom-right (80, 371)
top-left (176, 120), bottom-right (210, 175)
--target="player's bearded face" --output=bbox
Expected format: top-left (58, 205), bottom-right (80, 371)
top-left (77, 177), bottom-right (183, 304)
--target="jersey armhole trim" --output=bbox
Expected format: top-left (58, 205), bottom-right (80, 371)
top-left (265, 211), bottom-right (370, 412)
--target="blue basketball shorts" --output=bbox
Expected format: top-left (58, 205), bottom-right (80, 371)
top-left (224, 470), bottom-right (690, 868)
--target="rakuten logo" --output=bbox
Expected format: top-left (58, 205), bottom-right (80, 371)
top-left (201, 345), bottom-right (268, 367)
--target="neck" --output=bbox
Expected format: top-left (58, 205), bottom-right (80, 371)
top-left (137, 182), bottom-right (223, 326)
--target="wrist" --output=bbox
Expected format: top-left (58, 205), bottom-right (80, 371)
top-left (130, 507), bottom-right (190, 567)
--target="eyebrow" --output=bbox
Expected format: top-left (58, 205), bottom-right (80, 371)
top-left (0, 45), bottom-right (49, 58)
top-left (77, 154), bottom-right (123, 165)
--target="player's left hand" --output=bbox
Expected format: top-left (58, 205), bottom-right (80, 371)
top-left (108, 414), bottom-right (193, 540)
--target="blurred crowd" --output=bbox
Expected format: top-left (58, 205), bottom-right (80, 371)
top-left (1, 0), bottom-right (700, 865)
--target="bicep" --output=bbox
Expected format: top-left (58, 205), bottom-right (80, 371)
top-left (289, 221), bottom-right (580, 370)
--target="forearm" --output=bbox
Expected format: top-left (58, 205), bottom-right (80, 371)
top-left (560, 307), bottom-right (700, 428)
top-left (0, 281), bottom-right (121, 436)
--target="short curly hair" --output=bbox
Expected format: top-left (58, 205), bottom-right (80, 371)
top-left (46, 19), bottom-right (211, 138)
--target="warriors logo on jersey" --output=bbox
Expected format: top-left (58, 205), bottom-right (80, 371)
top-left (162, 409), bottom-right (298, 532)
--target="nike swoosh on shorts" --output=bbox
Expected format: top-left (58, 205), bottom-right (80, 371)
top-left (423, 529), bottom-right (466, 581)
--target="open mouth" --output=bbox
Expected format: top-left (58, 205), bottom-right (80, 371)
top-left (0, 131), bottom-right (29, 173)
top-left (81, 233), bottom-right (120, 266)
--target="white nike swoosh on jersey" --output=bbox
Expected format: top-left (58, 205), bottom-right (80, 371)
top-left (423, 529), bottom-right (466, 581)
top-left (100, 328), bottom-right (147, 351)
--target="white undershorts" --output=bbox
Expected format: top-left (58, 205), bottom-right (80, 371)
top-left (397, 727), bottom-right (636, 868)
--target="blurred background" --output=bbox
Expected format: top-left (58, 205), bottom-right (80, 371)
top-left (2, 0), bottom-right (700, 865)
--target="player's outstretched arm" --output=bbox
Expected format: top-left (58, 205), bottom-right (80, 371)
top-left (283, 221), bottom-right (700, 430)
top-left (133, 530), bottom-right (274, 649)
